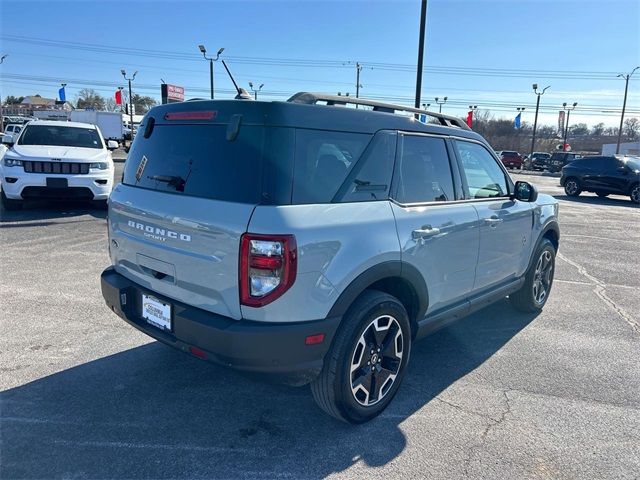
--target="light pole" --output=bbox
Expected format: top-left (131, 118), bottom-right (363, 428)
top-left (616, 66), bottom-right (639, 154)
top-left (199, 45), bottom-right (224, 100)
top-left (121, 69), bottom-right (137, 140)
top-left (248, 82), bottom-right (264, 100)
top-left (435, 96), bottom-right (447, 113)
top-left (422, 103), bottom-right (431, 110)
top-left (414, 0), bottom-right (428, 109)
top-left (0, 54), bottom-right (7, 131)
top-left (562, 102), bottom-right (578, 151)
top-left (530, 83), bottom-right (550, 156)
top-left (118, 86), bottom-right (124, 112)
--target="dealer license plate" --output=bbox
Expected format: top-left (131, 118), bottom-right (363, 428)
top-left (141, 294), bottom-right (172, 331)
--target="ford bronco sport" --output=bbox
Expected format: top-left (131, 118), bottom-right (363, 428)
top-left (101, 93), bottom-right (559, 423)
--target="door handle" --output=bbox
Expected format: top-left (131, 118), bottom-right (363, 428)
top-left (484, 217), bottom-right (503, 227)
top-left (412, 225), bottom-right (441, 240)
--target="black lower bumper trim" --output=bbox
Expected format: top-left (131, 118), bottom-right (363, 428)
top-left (101, 267), bottom-right (341, 385)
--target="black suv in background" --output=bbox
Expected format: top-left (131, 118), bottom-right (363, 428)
top-left (548, 152), bottom-right (581, 172)
top-left (560, 155), bottom-right (640, 203)
top-left (529, 152), bottom-right (551, 171)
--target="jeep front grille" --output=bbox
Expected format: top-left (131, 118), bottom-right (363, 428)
top-left (23, 161), bottom-right (90, 175)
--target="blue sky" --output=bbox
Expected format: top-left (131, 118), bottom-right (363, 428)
top-left (1, 0), bottom-right (638, 127)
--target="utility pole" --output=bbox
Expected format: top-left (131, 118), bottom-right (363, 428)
top-left (414, 0), bottom-right (428, 109)
top-left (0, 54), bottom-right (7, 131)
top-left (530, 83), bottom-right (550, 156)
top-left (121, 69), bottom-right (137, 141)
top-left (562, 102), bottom-right (578, 151)
top-left (355, 62), bottom-right (363, 99)
top-left (616, 66), bottom-right (639, 154)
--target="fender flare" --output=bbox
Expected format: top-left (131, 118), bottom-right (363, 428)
top-left (527, 220), bottom-right (560, 272)
top-left (327, 261), bottom-right (429, 324)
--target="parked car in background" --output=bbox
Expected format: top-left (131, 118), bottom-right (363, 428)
top-left (1, 124), bottom-right (24, 144)
top-left (101, 93), bottom-right (559, 423)
top-left (0, 120), bottom-right (117, 210)
top-left (560, 155), bottom-right (640, 203)
top-left (529, 152), bottom-right (552, 171)
top-left (499, 150), bottom-right (523, 169)
top-left (548, 152), bottom-right (581, 172)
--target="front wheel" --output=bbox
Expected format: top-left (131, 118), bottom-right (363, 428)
top-left (511, 238), bottom-right (556, 313)
top-left (630, 184), bottom-right (640, 204)
top-left (311, 290), bottom-right (411, 423)
top-left (564, 178), bottom-right (581, 197)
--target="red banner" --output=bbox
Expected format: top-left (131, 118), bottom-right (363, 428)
top-left (466, 111), bottom-right (473, 128)
top-left (115, 90), bottom-right (122, 105)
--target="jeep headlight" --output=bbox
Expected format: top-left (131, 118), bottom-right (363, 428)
top-left (3, 157), bottom-right (23, 167)
top-left (89, 162), bottom-right (108, 170)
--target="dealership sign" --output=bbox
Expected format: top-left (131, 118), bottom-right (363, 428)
top-left (161, 84), bottom-right (185, 104)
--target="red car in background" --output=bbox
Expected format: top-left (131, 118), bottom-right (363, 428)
top-left (499, 150), bottom-right (524, 169)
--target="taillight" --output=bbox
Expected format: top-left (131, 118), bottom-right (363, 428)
top-left (240, 234), bottom-right (297, 307)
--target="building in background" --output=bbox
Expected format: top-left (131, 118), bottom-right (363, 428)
top-left (602, 142), bottom-right (640, 156)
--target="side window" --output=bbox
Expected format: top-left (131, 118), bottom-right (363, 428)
top-left (600, 157), bottom-right (620, 170)
top-left (454, 140), bottom-right (509, 199)
top-left (292, 130), bottom-right (370, 204)
top-left (337, 131), bottom-right (396, 202)
top-left (394, 135), bottom-right (455, 204)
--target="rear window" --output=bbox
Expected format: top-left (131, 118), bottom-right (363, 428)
top-left (18, 125), bottom-right (103, 149)
top-left (123, 124), bottom-right (264, 203)
top-left (501, 151), bottom-right (518, 157)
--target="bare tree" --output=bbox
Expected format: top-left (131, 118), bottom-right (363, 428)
top-left (76, 88), bottom-right (105, 110)
top-left (623, 117), bottom-right (639, 141)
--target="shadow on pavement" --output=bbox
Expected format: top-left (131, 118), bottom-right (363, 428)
top-left (554, 194), bottom-right (638, 208)
top-left (0, 200), bottom-right (107, 224)
top-left (1, 300), bottom-right (538, 479)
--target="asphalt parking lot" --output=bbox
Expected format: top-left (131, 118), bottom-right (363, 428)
top-left (1, 165), bottom-right (639, 479)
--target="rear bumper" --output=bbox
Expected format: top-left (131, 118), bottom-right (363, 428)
top-left (101, 267), bottom-right (341, 385)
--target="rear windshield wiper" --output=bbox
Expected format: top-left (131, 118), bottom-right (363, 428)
top-left (149, 175), bottom-right (186, 192)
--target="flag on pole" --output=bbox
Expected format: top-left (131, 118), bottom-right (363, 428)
top-left (514, 112), bottom-right (521, 129)
top-left (466, 110), bottom-right (473, 128)
top-left (58, 86), bottom-right (66, 102)
top-left (115, 89), bottom-right (122, 105)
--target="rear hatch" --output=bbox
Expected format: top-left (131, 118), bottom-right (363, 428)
top-left (108, 102), bottom-right (267, 320)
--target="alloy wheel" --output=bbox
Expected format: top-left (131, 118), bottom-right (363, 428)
top-left (350, 315), bottom-right (404, 407)
top-left (632, 185), bottom-right (640, 203)
top-left (533, 250), bottom-right (554, 305)
top-left (565, 180), bottom-right (578, 195)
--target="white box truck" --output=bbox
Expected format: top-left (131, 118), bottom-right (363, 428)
top-left (70, 111), bottom-right (124, 142)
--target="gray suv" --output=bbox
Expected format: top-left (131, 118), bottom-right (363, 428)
top-left (101, 93), bottom-right (559, 423)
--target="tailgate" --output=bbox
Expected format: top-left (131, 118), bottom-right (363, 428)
top-left (109, 185), bottom-right (254, 320)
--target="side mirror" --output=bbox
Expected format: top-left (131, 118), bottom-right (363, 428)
top-left (2, 135), bottom-right (14, 145)
top-left (106, 140), bottom-right (119, 150)
top-left (513, 181), bottom-right (538, 202)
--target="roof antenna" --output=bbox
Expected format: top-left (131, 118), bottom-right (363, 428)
top-left (221, 59), bottom-right (253, 100)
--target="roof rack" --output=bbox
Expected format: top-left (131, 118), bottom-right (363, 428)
top-left (287, 92), bottom-right (471, 130)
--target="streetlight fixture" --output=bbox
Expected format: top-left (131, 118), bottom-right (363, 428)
top-left (248, 82), bottom-right (264, 100)
top-left (198, 44), bottom-right (224, 100)
top-left (616, 66), bottom-right (639, 154)
top-left (422, 103), bottom-right (431, 110)
top-left (121, 69), bottom-right (137, 140)
top-left (530, 83), bottom-right (550, 156)
top-left (562, 102), bottom-right (578, 151)
top-left (435, 96), bottom-right (447, 113)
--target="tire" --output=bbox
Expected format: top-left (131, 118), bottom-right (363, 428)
top-left (1, 190), bottom-right (22, 210)
top-left (311, 290), bottom-right (412, 424)
top-left (564, 177), bottom-right (581, 197)
top-left (596, 192), bottom-right (609, 198)
top-left (511, 238), bottom-right (556, 313)
top-left (630, 184), bottom-right (640, 204)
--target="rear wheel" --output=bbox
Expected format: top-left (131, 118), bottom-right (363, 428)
top-left (511, 238), bottom-right (556, 313)
top-left (311, 290), bottom-right (411, 423)
top-left (1, 190), bottom-right (22, 210)
top-left (630, 184), bottom-right (640, 204)
top-left (564, 177), bottom-right (581, 197)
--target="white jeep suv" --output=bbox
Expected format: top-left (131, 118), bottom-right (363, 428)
top-left (1, 120), bottom-right (116, 209)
